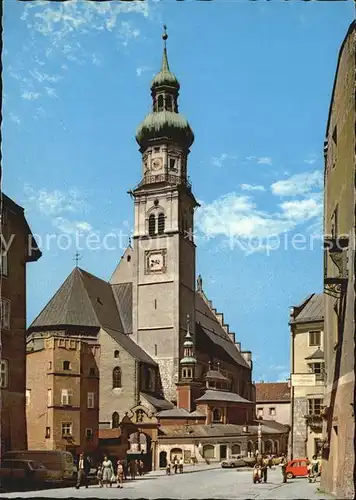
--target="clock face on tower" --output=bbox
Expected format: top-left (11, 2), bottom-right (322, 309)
top-left (145, 249), bottom-right (167, 274)
top-left (151, 158), bottom-right (163, 172)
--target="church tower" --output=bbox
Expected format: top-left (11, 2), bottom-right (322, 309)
top-left (131, 27), bottom-right (199, 402)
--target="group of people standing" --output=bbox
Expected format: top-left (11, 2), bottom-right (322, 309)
top-left (166, 456), bottom-right (184, 475)
top-left (253, 453), bottom-right (288, 484)
top-left (75, 454), bottom-right (145, 489)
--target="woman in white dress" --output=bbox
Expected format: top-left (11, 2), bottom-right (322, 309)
top-left (102, 456), bottom-right (114, 488)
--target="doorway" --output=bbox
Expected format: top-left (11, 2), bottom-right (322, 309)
top-left (220, 444), bottom-right (227, 460)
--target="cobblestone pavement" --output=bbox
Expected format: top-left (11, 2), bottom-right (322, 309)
top-left (0, 468), bottom-right (334, 499)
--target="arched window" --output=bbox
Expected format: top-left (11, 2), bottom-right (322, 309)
top-left (114, 350), bottom-right (120, 358)
top-left (212, 408), bottom-right (222, 422)
top-left (112, 412), bottom-right (120, 428)
top-left (165, 95), bottom-right (172, 111)
top-left (231, 444), bottom-right (241, 456)
top-left (157, 213), bottom-right (165, 235)
top-left (149, 214), bottom-right (156, 236)
top-left (112, 367), bottom-right (122, 388)
top-left (157, 95), bottom-right (164, 111)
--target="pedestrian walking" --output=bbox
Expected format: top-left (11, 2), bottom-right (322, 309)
top-left (75, 453), bottom-right (90, 489)
top-left (102, 456), bottom-right (114, 488)
top-left (96, 465), bottom-right (103, 487)
top-left (129, 459), bottom-right (136, 480)
top-left (262, 456), bottom-right (268, 483)
top-left (166, 462), bottom-right (171, 475)
top-left (173, 456), bottom-right (178, 474)
top-left (178, 457), bottom-right (184, 474)
top-left (268, 454), bottom-right (273, 469)
top-left (280, 454), bottom-right (287, 483)
top-left (308, 455), bottom-right (319, 483)
top-left (116, 460), bottom-right (124, 488)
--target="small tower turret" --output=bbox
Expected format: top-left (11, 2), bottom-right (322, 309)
top-left (180, 314), bottom-right (196, 380)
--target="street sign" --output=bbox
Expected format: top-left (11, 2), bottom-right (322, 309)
top-left (291, 373), bottom-right (316, 386)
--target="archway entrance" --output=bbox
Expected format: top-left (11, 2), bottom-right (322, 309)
top-left (127, 432), bottom-right (152, 472)
top-left (159, 451), bottom-right (167, 468)
top-left (170, 448), bottom-right (183, 462)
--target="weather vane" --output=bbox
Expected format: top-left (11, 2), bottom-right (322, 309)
top-left (74, 251), bottom-right (82, 267)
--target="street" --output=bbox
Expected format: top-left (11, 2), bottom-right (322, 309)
top-left (0, 466), bottom-right (333, 499)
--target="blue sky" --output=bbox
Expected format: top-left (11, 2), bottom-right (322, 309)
top-left (3, 0), bottom-right (354, 383)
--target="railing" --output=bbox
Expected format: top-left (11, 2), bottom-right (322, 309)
top-left (137, 173), bottom-right (191, 190)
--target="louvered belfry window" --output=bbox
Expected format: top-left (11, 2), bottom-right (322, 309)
top-left (157, 213), bottom-right (165, 235)
top-left (149, 214), bottom-right (156, 236)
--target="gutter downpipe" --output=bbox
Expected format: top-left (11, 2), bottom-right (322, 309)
top-left (290, 322), bottom-right (295, 460)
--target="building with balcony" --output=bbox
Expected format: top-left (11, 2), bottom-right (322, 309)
top-left (289, 293), bottom-right (325, 460)
top-left (322, 20), bottom-right (355, 499)
top-left (0, 193), bottom-right (41, 452)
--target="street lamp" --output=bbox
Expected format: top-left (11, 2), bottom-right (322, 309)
top-left (257, 422), bottom-right (262, 454)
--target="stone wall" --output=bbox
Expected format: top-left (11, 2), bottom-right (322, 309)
top-left (292, 397), bottom-right (307, 458)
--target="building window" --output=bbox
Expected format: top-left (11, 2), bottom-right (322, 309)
top-left (308, 398), bottom-right (323, 415)
top-left (182, 367), bottom-right (193, 379)
top-left (0, 299), bottom-right (10, 330)
top-left (112, 367), bottom-right (122, 388)
top-left (269, 407), bottom-right (276, 417)
top-left (47, 389), bottom-right (52, 407)
top-left (85, 428), bottom-right (93, 439)
top-left (26, 390), bottom-right (31, 406)
top-left (169, 158), bottom-right (176, 171)
top-left (154, 344), bottom-right (158, 356)
top-left (212, 408), bottom-right (222, 422)
top-left (157, 213), bottom-right (165, 235)
top-left (87, 392), bottom-right (94, 409)
top-left (202, 444), bottom-right (215, 459)
top-left (309, 330), bottom-right (321, 347)
top-left (61, 389), bottom-right (73, 406)
top-left (157, 95), bottom-right (164, 111)
top-left (63, 361), bottom-right (71, 370)
top-left (45, 427), bottom-right (51, 439)
top-left (61, 422), bottom-right (72, 438)
top-left (0, 360), bottom-right (8, 389)
top-left (231, 444), bottom-right (241, 456)
top-left (112, 412), bottom-right (120, 428)
top-left (165, 95), bottom-right (172, 111)
top-left (148, 214), bottom-right (156, 237)
top-left (0, 246), bottom-right (8, 277)
top-left (114, 350), bottom-right (120, 358)
top-left (257, 408), bottom-right (264, 419)
top-left (48, 361), bottom-right (52, 371)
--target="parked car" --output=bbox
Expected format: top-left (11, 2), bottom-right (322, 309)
top-left (0, 459), bottom-right (48, 490)
top-left (3, 451), bottom-right (74, 483)
top-left (286, 458), bottom-right (309, 479)
top-left (221, 457), bottom-right (245, 468)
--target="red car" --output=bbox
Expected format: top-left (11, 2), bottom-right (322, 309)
top-left (286, 458), bottom-right (309, 479)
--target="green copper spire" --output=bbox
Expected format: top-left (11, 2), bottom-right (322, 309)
top-left (151, 25), bottom-right (180, 90)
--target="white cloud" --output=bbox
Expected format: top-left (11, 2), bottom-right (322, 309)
top-left (52, 217), bottom-right (92, 235)
top-left (240, 184), bottom-right (265, 192)
top-left (136, 66), bottom-right (151, 77)
top-left (210, 153), bottom-right (237, 168)
top-left (246, 156), bottom-right (273, 166)
top-left (304, 154), bottom-right (318, 165)
top-left (9, 113), bottom-right (20, 124)
top-left (271, 171), bottom-right (323, 197)
top-left (24, 186), bottom-right (88, 216)
top-left (92, 53), bottom-right (100, 66)
top-left (45, 87), bottom-right (58, 98)
top-left (21, 91), bottom-right (40, 101)
top-left (280, 195), bottom-right (323, 222)
top-left (29, 69), bottom-right (61, 84)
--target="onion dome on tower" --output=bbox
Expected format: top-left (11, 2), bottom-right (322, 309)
top-left (136, 25), bottom-right (194, 150)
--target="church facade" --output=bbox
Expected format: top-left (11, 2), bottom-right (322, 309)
top-left (26, 31), bottom-right (288, 466)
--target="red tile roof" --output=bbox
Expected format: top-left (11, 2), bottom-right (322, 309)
top-left (255, 382), bottom-right (290, 402)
